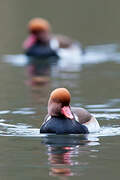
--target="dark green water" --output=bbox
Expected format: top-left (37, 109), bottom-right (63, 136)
top-left (0, 0), bottom-right (120, 179)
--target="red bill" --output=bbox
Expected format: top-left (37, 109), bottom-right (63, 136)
top-left (61, 106), bottom-right (74, 119)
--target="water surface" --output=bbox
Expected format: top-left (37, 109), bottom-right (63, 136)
top-left (0, 44), bottom-right (120, 179)
top-left (0, 0), bottom-right (120, 179)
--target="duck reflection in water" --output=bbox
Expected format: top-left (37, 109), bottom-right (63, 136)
top-left (49, 146), bottom-right (74, 177)
top-left (26, 57), bottom-right (58, 86)
top-left (41, 134), bottom-right (98, 177)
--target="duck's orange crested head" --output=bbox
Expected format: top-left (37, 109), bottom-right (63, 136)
top-left (49, 88), bottom-right (71, 105)
top-left (28, 18), bottom-right (51, 33)
top-left (23, 18), bottom-right (51, 49)
top-left (48, 88), bottom-right (73, 119)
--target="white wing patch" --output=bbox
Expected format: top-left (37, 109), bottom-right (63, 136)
top-left (83, 116), bottom-right (100, 133)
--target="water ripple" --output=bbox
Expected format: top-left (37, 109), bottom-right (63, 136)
top-left (0, 122), bottom-right (39, 136)
top-left (89, 108), bottom-right (120, 113)
top-left (0, 121), bottom-right (120, 143)
top-left (12, 107), bottom-right (36, 115)
top-left (93, 126), bottom-right (120, 137)
top-left (94, 113), bottom-right (120, 120)
top-left (0, 110), bottom-right (10, 114)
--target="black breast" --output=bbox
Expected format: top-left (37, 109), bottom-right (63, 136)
top-left (40, 117), bottom-right (88, 134)
top-left (25, 43), bottom-right (58, 58)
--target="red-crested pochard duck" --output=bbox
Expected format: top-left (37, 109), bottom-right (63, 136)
top-left (40, 88), bottom-right (100, 134)
top-left (23, 18), bottom-right (81, 58)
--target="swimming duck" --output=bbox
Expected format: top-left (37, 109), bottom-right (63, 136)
top-left (40, 88), bottom-right (100, 134)
top-left (23, 18), bottom-right (81, 58)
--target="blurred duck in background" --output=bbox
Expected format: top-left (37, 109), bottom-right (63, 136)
top-left (23, 17), bottom-right (82, 58)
